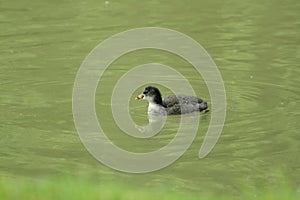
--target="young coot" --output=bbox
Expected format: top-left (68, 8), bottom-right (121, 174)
top-left (136, 86), bottom-right (209, 115)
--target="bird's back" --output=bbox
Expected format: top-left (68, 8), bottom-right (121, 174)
top-left (163, 94), bottom-right (208, 114)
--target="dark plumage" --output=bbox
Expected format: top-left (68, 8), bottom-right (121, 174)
top-left (136, 86), bottom-right (209, 115)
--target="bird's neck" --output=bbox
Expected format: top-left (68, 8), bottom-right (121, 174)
top-left (148, 102), bottom-right (165, 115)
top-left (153, 95), bottom-right (163, 105)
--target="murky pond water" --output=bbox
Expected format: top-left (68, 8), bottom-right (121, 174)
top-left (1, 0), bottom-right (299, 195)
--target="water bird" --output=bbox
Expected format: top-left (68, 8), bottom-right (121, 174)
top-left (136, 86), bottom-right (209, 115)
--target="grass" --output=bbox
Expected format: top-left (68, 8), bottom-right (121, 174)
top-left (0, 176), bottom-right (299, 200)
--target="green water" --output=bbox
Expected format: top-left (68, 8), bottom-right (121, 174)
top-left (1, 0), bottom-right (300, 196)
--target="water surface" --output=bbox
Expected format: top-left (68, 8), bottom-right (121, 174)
top-left (1, 0), bottom-right (299, 195)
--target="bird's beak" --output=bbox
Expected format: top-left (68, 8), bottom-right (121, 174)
top-left (135, 94), bottom-right (144, 100)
